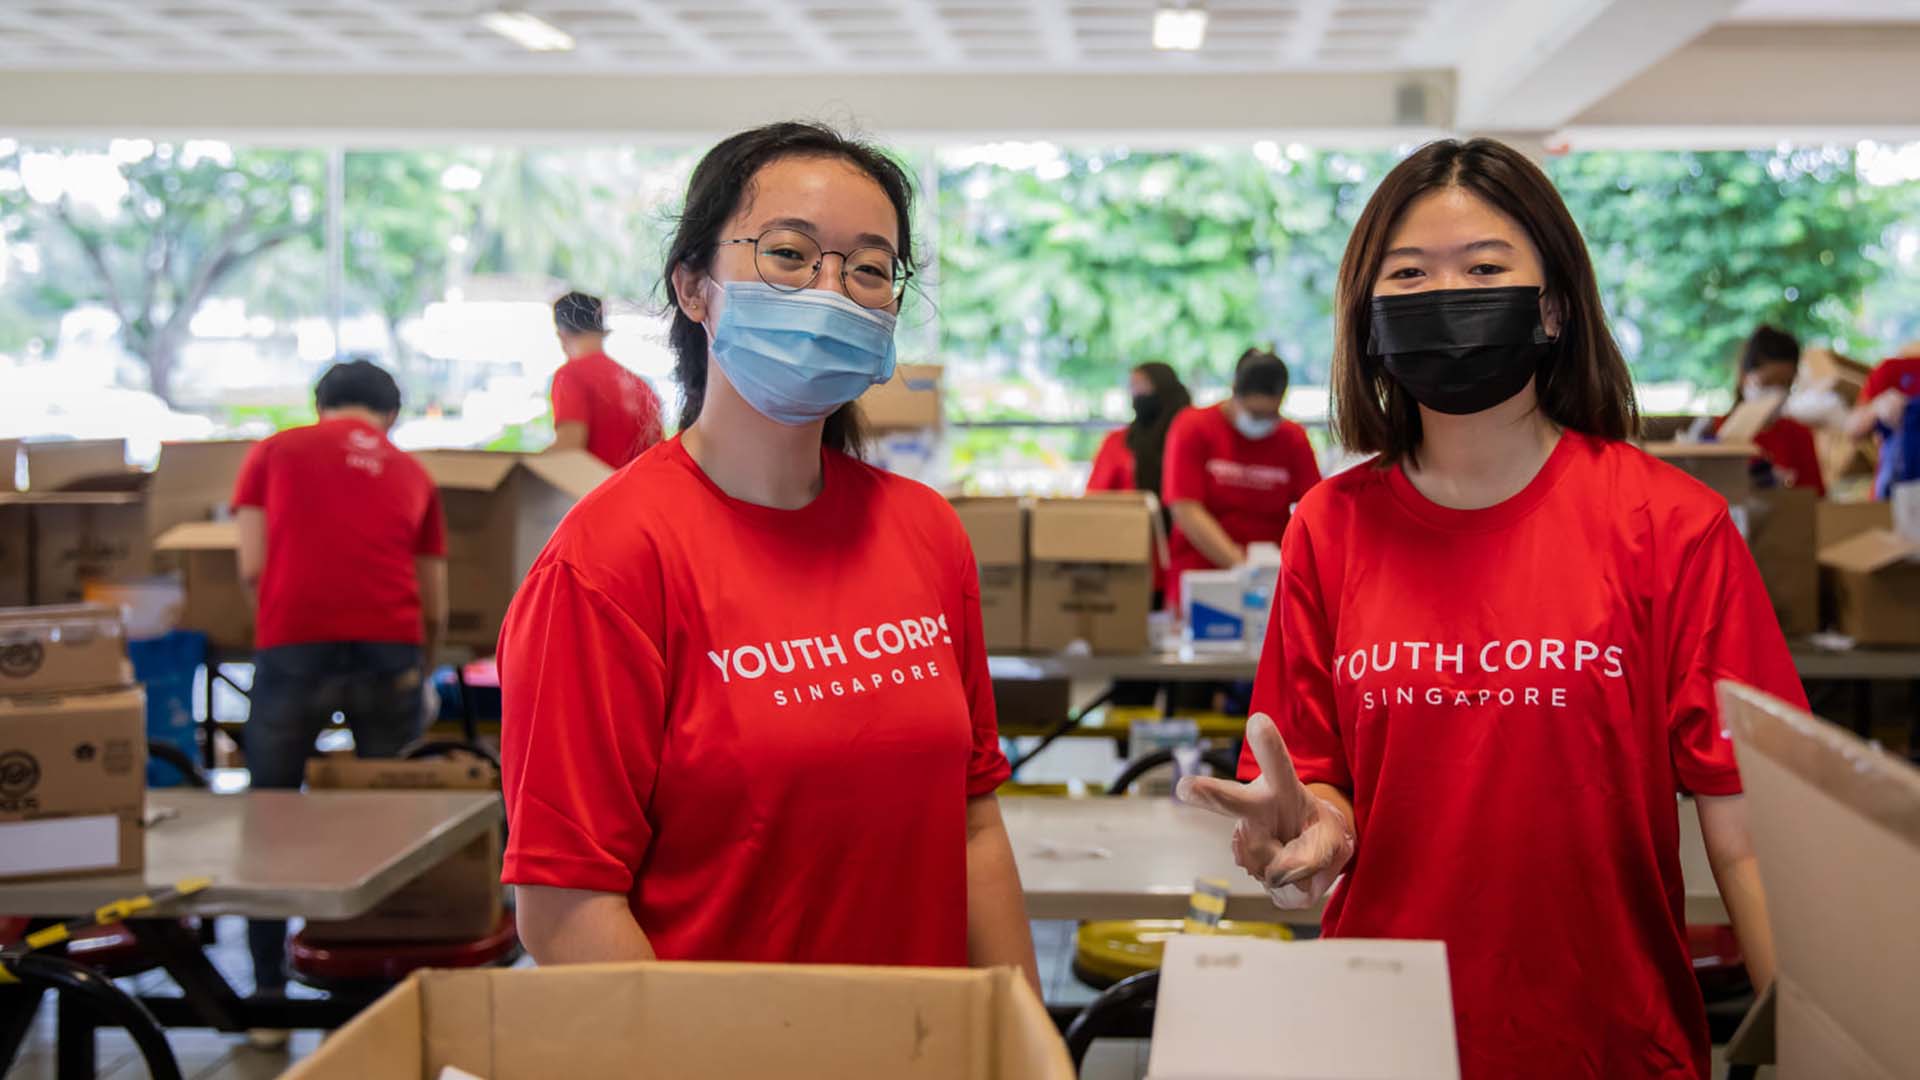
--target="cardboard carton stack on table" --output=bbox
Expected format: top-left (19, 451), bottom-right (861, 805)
top-left (857, 362), bottom-right (947, 487)
top-left (0, 603), bottom-right (146, 882)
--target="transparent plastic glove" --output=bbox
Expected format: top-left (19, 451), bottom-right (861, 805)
top-left (1175, 712), bottom-right (1356, 909)
top-left (1873, 388), bottom-right (1911, 429)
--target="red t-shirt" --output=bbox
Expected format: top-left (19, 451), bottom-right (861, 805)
top-left (1862, 354), bottom-right (1920, 403)
top-left (1236, 433), bottom-right (1806, 1080)
top-left (497, 437), bottom-right (1009, 966)
top-left (232, 418), bottom-right (446, 650)
top-left (1087, 428), bottom-right (1135, 492)
top-left (1162, 404), bottom-right (1321, 600)
top-left (550, 351), bottom-right (665, 470)
top-left (1711, 413), bottom-right (1826, 496)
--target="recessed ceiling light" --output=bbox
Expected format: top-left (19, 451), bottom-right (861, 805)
top-left (480, 10), bottom-right (575, 52)
top-left (1153, 6), bottom-right (1208, 51)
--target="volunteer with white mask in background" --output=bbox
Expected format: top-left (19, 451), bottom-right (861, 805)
top-left (1178, 139), bottom-right (1800, 1080)
top-left (1162, 347), bottom-right (1322, 607)
top-left (496, 122), bottom-right (1038, 991)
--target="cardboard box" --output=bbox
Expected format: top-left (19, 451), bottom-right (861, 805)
top-left (415, 451), bottom-right (611, 650)
top-left (951, 496), bottom-right (1026, 652)
top-left (1800, 347), bottom-right (1873, 406)
top-left (1744, 488), bottom-right (1819, 638)
top-left (1716, 682), bottom-right (1920, 1080)
top-left (1818, 500), bottom-right (1894, 552)
top-left (147, 440), bottom-right (255, 543)
top-left (1026, 495), bottom-right (1153, 655)
top-left (0, 686), bottom-right (146, 881)
top-left (1819, 529), bottom-right (1920, 646)
top-left (1148, 936), bottom-right (1459, 1079)
top-left (152, 521), bottom-right (254, 652)
top-left (281, 963), bottom-right (1071, 1080)
top-left (991, 677), bottom-right (1071, 731)
top-left (0, 604), bottom-right (131, 697)
top-left (0, 499), bottom-right (31, 610)
top-left (1643, 441), bottom-right (1758, 505)
top-left (23, 492), bottom-right (153, 606)
top-left (24, 439), bottom-right (127, 493)
top-left (0, 439), bottom-right (18, 493)
top-left (859, 363), bottom-right (943, 432)
top-left (302, 755), bottom-right (503, 943)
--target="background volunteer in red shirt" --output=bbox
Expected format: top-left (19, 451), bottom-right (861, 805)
top-left (497, 122), bottom-right (1037, 989)
top-left (549, 289), bottom-right (665, 470)
top-left (1162, 348), bottom-right (1321, 606)
top-left (1179, 139), bottom-right (1796, 1080)
top-left (1843, 342), bottom-right (1920, 497)
top-left (1088, 361), bottom-right (1191, 600)
top-left (232, 357), bottom-right (448, 997)
top-left (1712, 324), bottom-right (1825, 495)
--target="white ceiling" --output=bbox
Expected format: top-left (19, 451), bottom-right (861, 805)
top-left (0, 0), bottom-right (1500, 75)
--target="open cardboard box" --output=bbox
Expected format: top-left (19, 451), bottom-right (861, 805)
top-left (1818, 529), bottom-right (1920, 646)
top-left (1717, 682), bottom-right (1920, 1080)
top-left (152, 520), bottom-right (253, 651)
top-left (1642, 441), bottom-right (1759, 505)
top-left (147, 439), bottom-right (255, 544)
top-left (1026, 494), bottom-right (1155, 655)
top-left (281, 963), bottom-right (1071, 1080)
top-left (23, 439), bottom-right (129, 493)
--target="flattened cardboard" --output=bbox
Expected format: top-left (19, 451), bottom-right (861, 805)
top-left (24, 439), bottom-right (127, 493)
top-left (1716, 683), bottom-right (1920, 1080)
top-left (0, 604), bottom-right (131, 696)
top-left (0, 686), bottom-right (146, 881)
top-left (282, 963), bottom-right (1072, 1080)
top-left (1819, 529), bottom-right (1920, 645)
top-left (147, 440), bottom-right (255, 542)
top-left (1148, 936), bottom-right (1459, 1080)
top-left (952, 497), bottom-right (1026, 652)
top-left (153, 521), bottom-right (253, 651)
top-left (416, 450), bottom-right (612, 650)
top-left (1027, 496), bottom-right (1153, 655)
top-left (1643, 440), bottom-right (1759, 504)
top-left (302, 755), bottom-right (502, 942)
top-left (1743, 488), bottom-right (1819, 637)
top-left (859, 362), bottom-right (943, 432)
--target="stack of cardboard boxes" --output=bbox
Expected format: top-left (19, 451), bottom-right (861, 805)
top-left (949, 493), bottom-right (1156, 655)
top-left (0, 604), bottom-right (146, 881)
top-left (858, 363), bottom-right (946, 486)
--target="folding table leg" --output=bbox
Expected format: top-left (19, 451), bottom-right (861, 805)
top-left (0, 984), bottom-right (45, 1076)
top-left (54, 993), bottom-right (96, 1080)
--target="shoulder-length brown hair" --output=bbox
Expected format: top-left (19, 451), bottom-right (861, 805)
top-left (1331, 138), bottom-right (1637, 462)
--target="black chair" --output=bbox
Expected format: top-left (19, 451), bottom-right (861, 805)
top-left (1107, 746), bottom-right (1241, 796)
top-left (0, 951), bottom-right (184, 1080)
top-left (1062, 968), bottom-right (1160, 1074)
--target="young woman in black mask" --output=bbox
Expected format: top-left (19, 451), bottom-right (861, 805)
top-left (1089, 362), bottom-right (1191, 598)
top-left (1179, 139), bottom-right (1802, 1080)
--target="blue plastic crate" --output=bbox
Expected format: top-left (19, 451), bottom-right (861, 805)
top-left (128, 630), bottom-right (207, 787)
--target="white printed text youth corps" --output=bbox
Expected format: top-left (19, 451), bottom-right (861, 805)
top-left (706, 612), bottom-right (956, 707)
top-left (1336, 636), bottom-right (1627, 712)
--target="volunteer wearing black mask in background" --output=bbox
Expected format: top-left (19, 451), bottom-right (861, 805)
top-left (1179, 139), bottom-right (1801, 1080)
top-left (1088, 361), bottom-right (1191, 599)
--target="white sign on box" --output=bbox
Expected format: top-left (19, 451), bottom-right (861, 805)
top-left (1148, 936), bottom-right (1460, 1080)
top-left (1893, 480), bottom-right (1920, 544)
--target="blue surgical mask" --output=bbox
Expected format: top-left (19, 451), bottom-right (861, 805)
top-left (1233, 411), bottom-right (1279, 441)
top-left (706, 280), bottom-right (898, 426)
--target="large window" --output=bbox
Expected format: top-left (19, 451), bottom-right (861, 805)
top-left (3, 136), bottom-right (1917, 488)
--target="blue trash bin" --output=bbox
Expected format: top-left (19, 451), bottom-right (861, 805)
top-left (128, 630), bottom-right (208, 787)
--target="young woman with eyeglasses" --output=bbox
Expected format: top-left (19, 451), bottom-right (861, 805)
top-left (496, 122), bottom-right (1038, 989)
top-left (1180, 139), bottom-right (1801, 1079)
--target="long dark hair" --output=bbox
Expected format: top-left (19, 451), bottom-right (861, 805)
top-left (1127, 362), bottom-right (1189, 498)
top-left (661, 122), bottom-right (918, 457)
top-left (1330, 138), bottom-right (1637, 462)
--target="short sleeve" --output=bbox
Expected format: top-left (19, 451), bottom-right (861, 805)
top-left (498, 560), bottom-right (669, 894)
top-left (1665, 510), bottom-right (1809, 797)
top-left (1239, 519), bottom-right (1351, 791)
top-left (416, 483), bottom-right (447, 557)
top-left (951, 538), bottom-right (1011, 797)
top-left (1161, 409), bottom-right (1208, 505)
top-left (551, 364), bottom-right (590, 426)
top-left (1086, 430), bottom-right (1131, 493)
top-left (231, 440), bottom-right (269, 510)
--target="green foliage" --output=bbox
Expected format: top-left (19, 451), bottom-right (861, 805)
top-left (1549, 148), bottom-right (1900, 387)
top-left (221, 401), bottom-right (317, 432)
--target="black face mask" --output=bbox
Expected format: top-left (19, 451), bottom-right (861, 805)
top-left (1367, 286), bottom-right (1553, 416)
top-left (1131, 392), bottom-right (1162, 425)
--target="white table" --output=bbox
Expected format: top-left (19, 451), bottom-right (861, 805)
top-left (0, 789), bottom-right (502, 919)
top-left (1005, 795), bottom-right (1728, 926)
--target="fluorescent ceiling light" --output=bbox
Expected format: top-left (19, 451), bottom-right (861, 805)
top-left (480, 11), bottom-right (575, 52)
top-left (1153, 7), bottom-right (1207, 51)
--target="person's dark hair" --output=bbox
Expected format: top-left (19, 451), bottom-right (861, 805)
top-left (662, 121), bottom-right (918, 457)
top-left (554, 290), bottom-right (606, 335)
top-left (315, 357), bottom-right (401, 416)
top-left (1127, 362), bottom-right (1191, 499)
top-left (1740, 324), bottom-right (1800, 373)
top-left (1331, 138), bottom-right (1636, 462)
top-left (1233, 348), bottom-right (1289, 399)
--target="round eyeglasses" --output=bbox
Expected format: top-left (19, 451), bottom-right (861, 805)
top-left (717, 228), bottom-right (909, 310)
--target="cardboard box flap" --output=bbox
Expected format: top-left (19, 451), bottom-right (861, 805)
top-left (1029, 495), bottom-right (1153, 564)
top-left (0, 602), bottom-right (122, 634)
top-left (1818, 529), bottom-right (1920, 575)
top-left (1719, 682), bottom-right (1920, 840)
top-left (1643, 440), bottom-right (1762, 460)
top-left (25, 439), bottom-right (127, 492)
top-left (519, 450), bottom-right (613, 500)
top-left (150, 440), bottom-right (256, 495)
top-left (281, 978), bottom-right (423, 1080)
top-left (951, 497), bottom-right (1025, 566)
top-left (417, 450), bottom-right (518, 493)
top-left (154, 520), bottom-right (241, 553)
top-left (1716, 396), bottom-right (1783, 445)
top-left (1817, 500), bottom-right (1893, 551)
